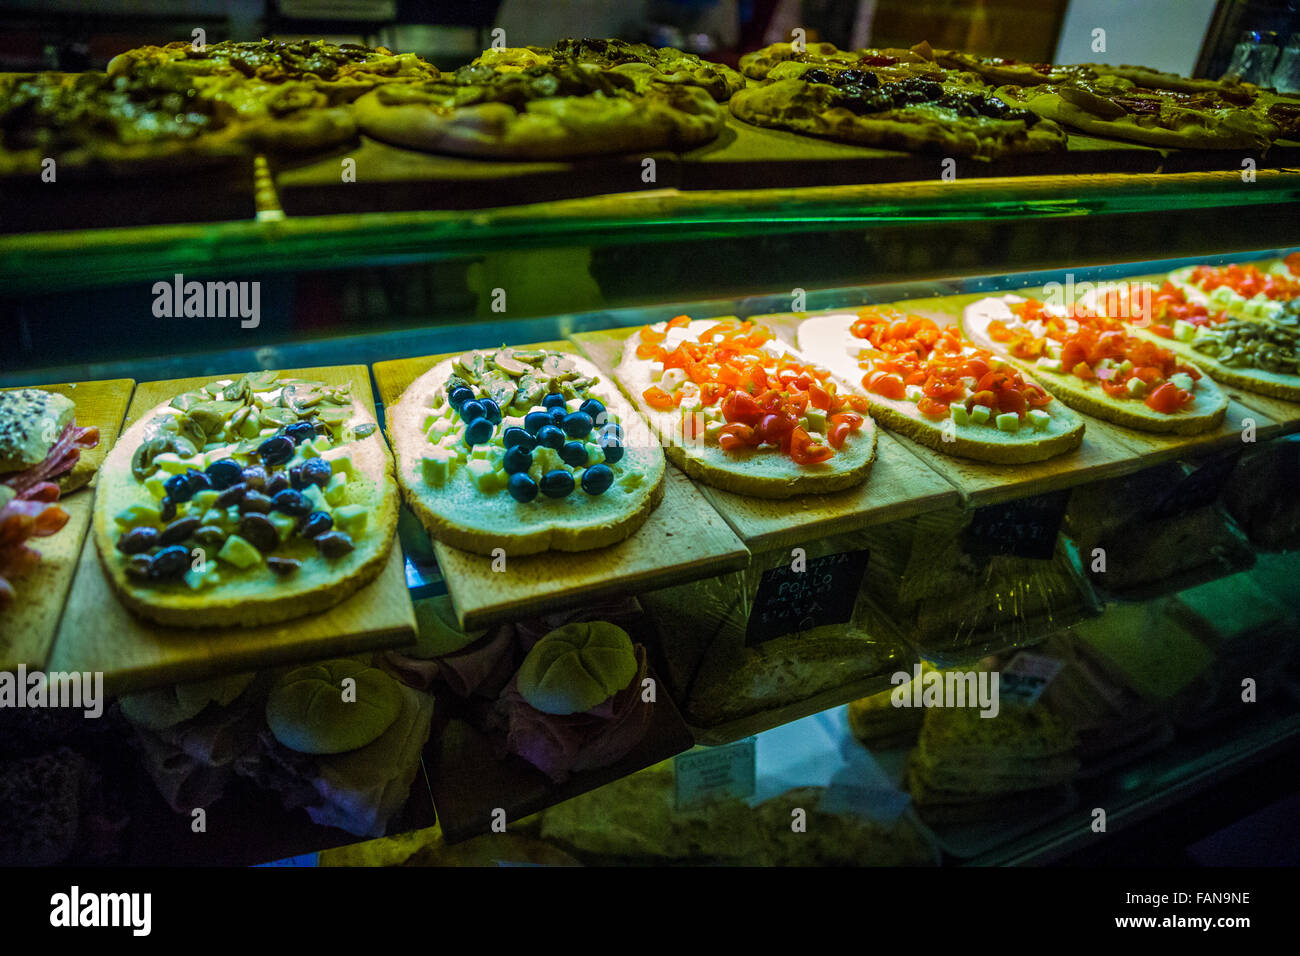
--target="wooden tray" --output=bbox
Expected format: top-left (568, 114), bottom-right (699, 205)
top-left (48, 365), bottom-right (416, 695)
top-left (372, 348), bottom-right (750, 630)
top-left (679, 115), bottom-right (1165, 190)
top-left (273, 135), bottom-right (680, 216)
top-left (0, 378), bottom-right (133, 671)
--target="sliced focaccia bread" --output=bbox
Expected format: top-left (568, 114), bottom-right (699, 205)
top-left (94, 371), bottom-right (398, 628)
top-left (614, 316), bottom-right (876, 499)
top-left (797, 307), bottom-right (1084, 463)
top-left (387, 346), bottom-right (665, 557)
top-left (1082, 280), bottom-right (1300, 402)
top-left (1165, 259), bottom-right (1300, 325)
top-left (964, 295), bottom-right (1227, 435)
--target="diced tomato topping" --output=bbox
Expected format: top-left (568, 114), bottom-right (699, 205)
top-left (790, 427), bottom-right (833, 465)
top-left (915, 395), bottom-right (950, 418)
top-left (864, 371), bottom-right (907, 399)
top-left (637, 315), bottom-right (859, 465)
top-left (1145, 381), bottom-right (1192, 413)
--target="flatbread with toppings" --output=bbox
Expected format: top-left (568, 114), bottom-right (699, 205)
top-left (993, 77), bottom-right (1277, 150)
top-left (473, 37), bottom-right (745, 102)
top-left (353, 60), bottom-right (723, 159)
top-left (107, 38), bottom-right (441, 102)
top-left (739, 41), bottom-right (937, 81)
top-left (730, 66), bottom-right (1066, 158)
top-left (387, 346), bottom-right (665, 556)
top-left (615, 316), bottom-right (878, 498)
top-left (93, 371), bottom-right (398, 628)
top-left (0, 69), bottom-right (355, 176)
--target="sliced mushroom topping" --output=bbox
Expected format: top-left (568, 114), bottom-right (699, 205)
top-left (259, 406), bottom-right (298, 428)
top-left (131, 434), bottom-right (199, 482)
top-left (481, 369), bottom-right (518, 409)
top-left (540, 353), bottom-right (577, 378)
top-left (491, 349), bottom-right (532, 376)
top-left (169, 391), bottom-right (207, 413)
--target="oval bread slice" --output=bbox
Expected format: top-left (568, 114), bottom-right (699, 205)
top-left (613, 318), bottom-right (877, 498)
top-left (388, 354), bottom-right (666, 557)
top-left (963, 296), bottom-right (1228, 435)
top-left (93, 385), bottom-right (399, 628)
top-left (1078, 283), bottom-right (1300, 402)
top-left (796, 312), bottom-right (1085, 463)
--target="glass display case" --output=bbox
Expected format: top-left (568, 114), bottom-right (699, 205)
top-left (2, 1), bottom-right (1299, 873)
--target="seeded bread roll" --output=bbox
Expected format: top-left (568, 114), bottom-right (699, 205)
top-left (0, 389), bottom-right (75, 473)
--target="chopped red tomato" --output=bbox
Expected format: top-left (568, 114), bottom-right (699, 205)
top-left (643, 386), bottom-right (678, 410)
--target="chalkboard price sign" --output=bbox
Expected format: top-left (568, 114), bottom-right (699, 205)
top-left (745, 549), bottom-right (869, 647)
top-left (962, 489), bottom-right (1071, 559)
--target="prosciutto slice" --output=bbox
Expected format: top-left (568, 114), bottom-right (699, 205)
top-left (490, 645), bottom-right (653, 784)
top-left (2, 423), bottom-right (99, 498)
top-left (0, 499), bottom-right (69, 609)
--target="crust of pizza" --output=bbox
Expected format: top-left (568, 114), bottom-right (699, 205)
top-left (995, 83), bottom-right (1278, 150)
top-left (739, 41), bottom-right (925, 80)
top-left (472, 42), bottom-right (745, 101)
top-left (107, 40), bottom-right (441, 102)
top-left (729, 78), bottom-right (1066, 159)
top-left (354, 83), bottom-right (723, 159)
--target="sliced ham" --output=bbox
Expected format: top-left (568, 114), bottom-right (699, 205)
top-left (0, 499), bottom-right (69, 610)
top-left (2, 423), bottom-right (98, 498)
top-left (491, 645), bottom-right (652, 784)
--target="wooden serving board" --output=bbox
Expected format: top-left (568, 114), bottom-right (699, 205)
top-left (373, 348), bottom-right (751, 630)
top-left (569, 326), bottom-right (962, 552)
top-left (679, 115), bottom-right (1165, 190)
top-left (49, 365), bottom-right (416, 695)
top-left (273, 135), bottom-right (680, 216)
top-left (0, 378), bottom-right (133, 672)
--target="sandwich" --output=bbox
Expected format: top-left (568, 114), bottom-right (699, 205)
top-left (119, 671), bottom-right (265, 813)
top-left (963, 294), bottom-right (1227, 434)
top-left (614, 315), bottom-right (877, 498)
top-left (92, 371), bottom-right (398, 627)
top-left (386, 345), bottom-right (666, 556)
top-left (235, 658), bottom-right (434, 838)
top-left (0, 387), bottom-right (100, 608)
top-left (1083, 279), bottom-right (1300, 402)
top-left (797, 306), bottom-right (1084, 462)
top-left (488, 621), bottom-right (652, 783)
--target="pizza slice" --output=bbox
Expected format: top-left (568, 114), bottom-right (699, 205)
top-left (993, 77), bottom-right (1277, 149)
top-left (0, 71), bottom-right (247, 176)
top-left (729, 67), bottom-right (1066, 158)
top-left (1082, 280), bottom-right (1300, 401)
top-left (108, 38), bottom-right (441, 103)
top-left (353, 60), bottom-right (723, 160)
top-left (739, 41), bottom-right (936, 81)
top-left (471, 37), bottom-right (745, 102)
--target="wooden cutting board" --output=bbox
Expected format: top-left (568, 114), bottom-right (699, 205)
top-left (49, 365), bottom-right (416, 695)
top-left (273, 135), bottom-right (680, 216)
top-left (570, 324), bottom-right (961, 552)
top-left (372, 347), bottom-right (751, 630)
top-left (1, 378), bottom-right (133, 671)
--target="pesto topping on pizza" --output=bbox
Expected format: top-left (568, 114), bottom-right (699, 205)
top-left (0, 72), bottom-right (224, 151)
